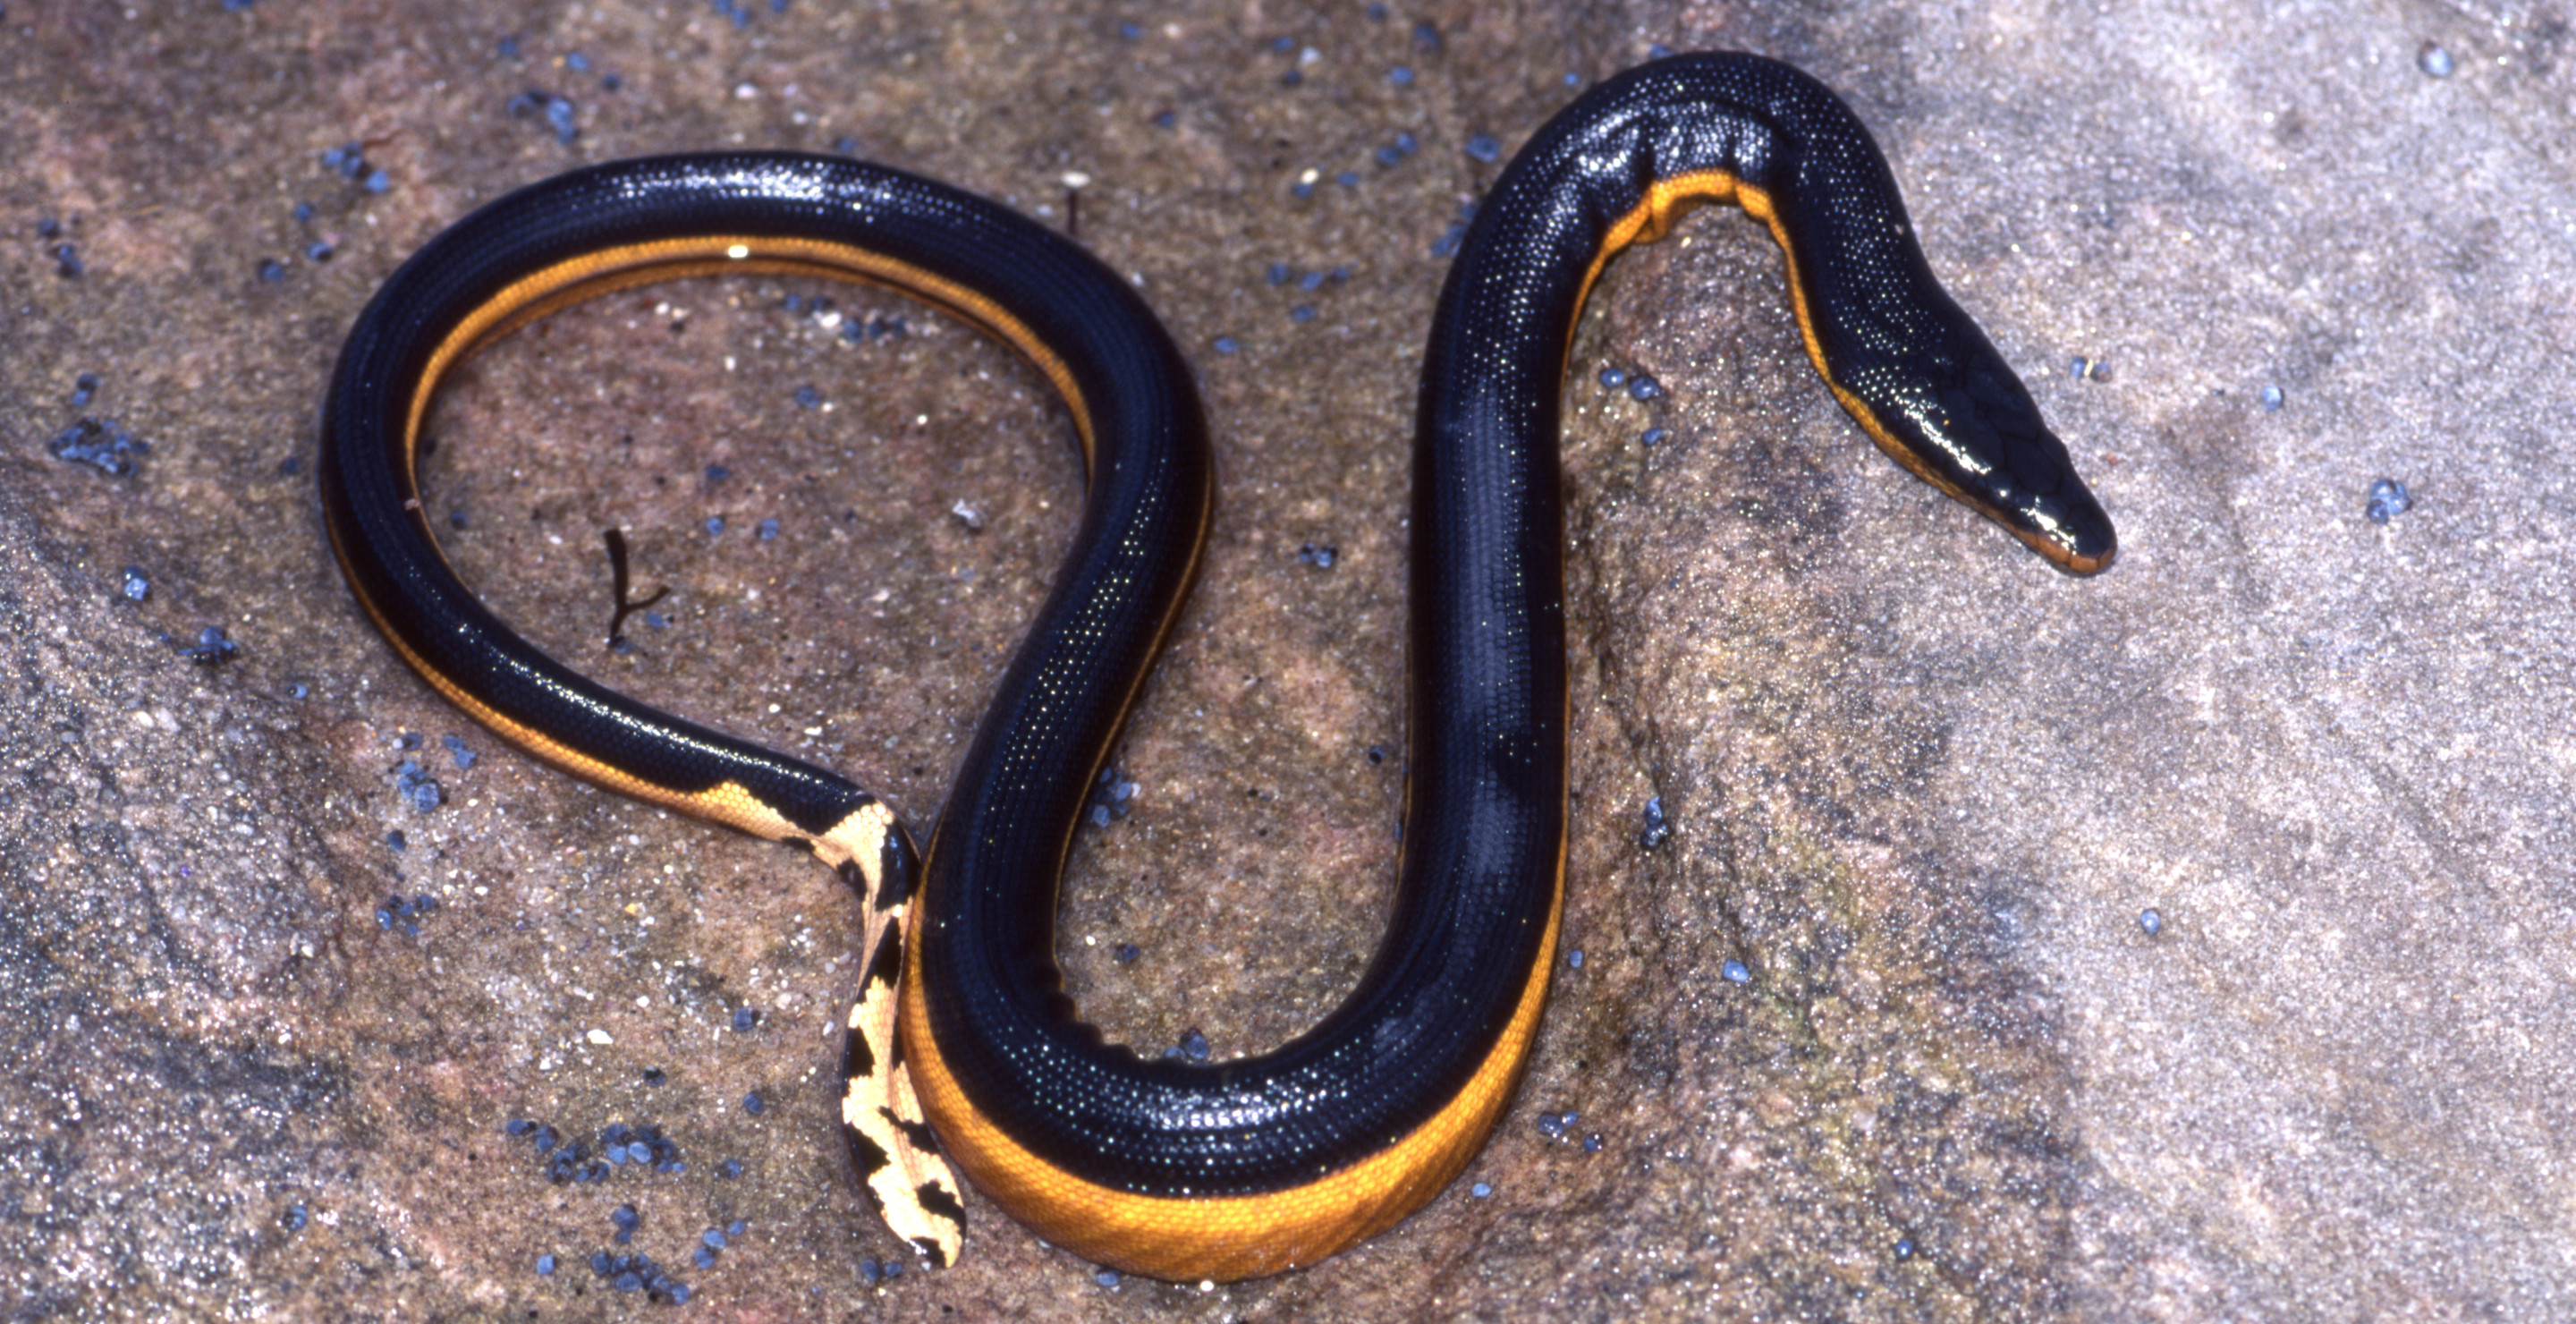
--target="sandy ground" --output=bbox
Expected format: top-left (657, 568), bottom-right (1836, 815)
top-left (2, 0), bottom-right (2570, 1319)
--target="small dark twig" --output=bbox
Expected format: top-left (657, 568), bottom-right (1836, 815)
top-left (603, 528), bottom-right (669, 647)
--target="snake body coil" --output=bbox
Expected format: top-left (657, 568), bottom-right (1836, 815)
top-left (321, 52), bottom-right (2111, 1283)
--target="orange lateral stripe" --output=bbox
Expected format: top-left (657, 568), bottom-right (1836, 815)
top-left (402, 234), bottom-right (1097, 488)
top-left (352, 232), bottom-right (1111, 839)
top-left (901, 855), bottom-right (1563, 1281)
top-left (1582, 173), bottom-right (2104, 573)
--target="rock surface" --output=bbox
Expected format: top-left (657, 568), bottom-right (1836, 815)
top-left (2, 1), bottom-right (2568, 1319)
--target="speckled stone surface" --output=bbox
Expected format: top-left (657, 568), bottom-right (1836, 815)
top-left (3, 0), bottom-right (2571, 1319)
